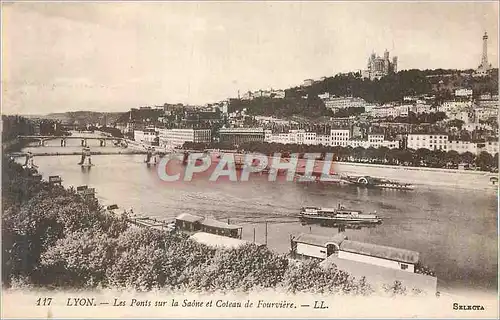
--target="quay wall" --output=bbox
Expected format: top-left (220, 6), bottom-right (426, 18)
top-left (334, 162), bottom-right (497, 191)
top-left (195, 151), bottom-right (497, 191)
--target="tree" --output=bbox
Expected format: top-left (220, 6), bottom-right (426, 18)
top-left (40, 230), bottom-right (116, 287)
top-left (476, 151), bottom-right (493, 171)
top-left (445, 150), bottom-right (460, 167)
top-left (447, 119), bottom-right (465, 130)
top-left (460, 151), bottom-right (475, 165)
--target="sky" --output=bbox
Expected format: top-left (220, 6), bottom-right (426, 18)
top-left (2, 1), bottom-right (499, 115)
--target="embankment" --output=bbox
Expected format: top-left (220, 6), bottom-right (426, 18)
top-left (334, 162), bottom-right (498, 191)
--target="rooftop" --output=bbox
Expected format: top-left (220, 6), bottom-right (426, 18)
top-left (320, 255), bottom-right (437, 294)
top-left (176, 213), bottom-right (204, 223)
top-left (202, 218), bottom-right (242, 230)
top-left (340, 240), bottom-right (420, 264)
top-left (190, 232), bottom-right (255, 249)
top-left (292, 232), bottom-right (348, 247)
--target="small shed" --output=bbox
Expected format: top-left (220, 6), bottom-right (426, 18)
top-left (290, 232), bottom-right (348, 260)
top-left (175, 213), bottom-right (204, 231)
top-left (48, 175), bottom-right (62, 185)
top-left (339, 240), bottom-right (420, 273)
top-left (76, 185), bottom-right (88, 193)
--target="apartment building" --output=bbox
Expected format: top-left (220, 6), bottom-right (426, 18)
top-left (331, 129), bottom-right (351, 147)
top-left (219, 127), bottom-right (265, 145)
top-left (448, 140), bottom-right (477, 154)
top-left (134, 128), bottom-right (158, 145)
top-left (407, 133), bottom-right (449, 151)
top-left (158, 128), bottom-right (211, 148)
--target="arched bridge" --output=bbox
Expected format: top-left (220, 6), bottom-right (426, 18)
top-left (17, 135), bottom-right (125, 147)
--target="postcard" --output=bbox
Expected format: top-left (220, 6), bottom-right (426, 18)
top-left (1, 1), bottom-right (498, 319)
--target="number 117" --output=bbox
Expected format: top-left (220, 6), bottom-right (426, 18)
top-left (36, 298), bottom-right (52, 306)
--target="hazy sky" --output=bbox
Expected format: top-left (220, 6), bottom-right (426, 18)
top-left (2, 1), bottom-right (498, 115)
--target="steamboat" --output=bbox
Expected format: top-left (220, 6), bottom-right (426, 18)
top-left (299, 204), bottom-right (382, 225)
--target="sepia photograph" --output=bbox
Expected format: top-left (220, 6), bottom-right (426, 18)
top-left (1, 1), bottom-right (499, 318)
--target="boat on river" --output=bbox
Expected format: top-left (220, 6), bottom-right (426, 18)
top-left (299, 204), bottom-right (382, 225)
top-left (340, 174), bottom-right (414, 190)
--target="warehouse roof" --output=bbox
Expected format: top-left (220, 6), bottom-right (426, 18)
top-left (202, 218), bottom-right (242, 230)
top-left (190, 232), bottom-right (255, 249)
top-left (176, 213), bottom-right (204, 223)
top-left (292, 233), bottom-right (347, 247)
top-left (340, 240), bottom-right (419, 264)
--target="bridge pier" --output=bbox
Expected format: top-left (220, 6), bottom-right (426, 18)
top-left (81, 139), bottom-right (88, 147)
top-left (60, 138), bottom-right (67, 147)
top-left (39, 139), bottom-right (45, 147)
top-left (99, 139), bottom-right (106, 147)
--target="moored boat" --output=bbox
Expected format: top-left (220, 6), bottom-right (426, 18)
top-left (341, 174), bottom-right (414, 190)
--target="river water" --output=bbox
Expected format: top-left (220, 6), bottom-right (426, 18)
top-left (20, 138), bottom-right (498, 294)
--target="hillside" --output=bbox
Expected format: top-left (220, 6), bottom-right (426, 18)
top-left (229, 69), bottom-right (499, 118)
top-left (41, 111), bottom-right (125, 126)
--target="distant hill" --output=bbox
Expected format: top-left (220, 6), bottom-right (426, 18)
top-left (229, 68), bottom-right (499, 118)
top-left (40, 111), bottom-right (125, 126)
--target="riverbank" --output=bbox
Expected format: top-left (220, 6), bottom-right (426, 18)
top-left (334, 161), bottom-right (498, 192)
top-left (182, 151), bottom-right (498, 192)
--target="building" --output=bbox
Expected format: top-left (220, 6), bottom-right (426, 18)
top-left (291, 233), bottom-right (422, 275)
top-left (474, 107), bottom-right (498, 121)
top-left (303, 79), bottom-right (314, 87)
top-left (475, 32), bottom-right (492, 77)
top-left (318, 92), bottom-right (331, 100)
top-left (362, 50), bottom-right (398, 80)
top-left (240, 89), bottom-right (285, 100)
top-left (448, 140), bottom-right (478, 154)
top-left (455, 88), bottom-right (473, 97)
top-left (407, 133), bottom-right (449, 151)
top-left (411, 103), bottom-right (433, 114)
top-left (370, 105), bottom-right (402, 118)
top-left (485, 139), bottom-right (499, 155)
top-left (477, 94), bottom-right (498, 108)
top-left (219, 127), bottom-right (265, 145)
top-left (158, 128), bottom-right (211, 149)
top-left (320, 254), bottom-right (437, 294)
top-left (323, 96), bottom-right (367, 111)
top-left (290, 233), bottom-right (348, 260)
top-left (199, 218), bottom-right (243, 239)
top-left (446, 110), bottom-right (472, 122)
top-left (338, 240), bottom-right (419, 273)
top-left (331, 128), bottom-right (351, 147)
top-left (271, 90), bottom-right (285, 99)
top-left (347, 137), bottom-right (399, 149)
top-left (477, 139), bottom-right (499, 155)
top-left (175, 214), bottom-right (242, 239)
top-left (439, 100), bottom-right (472, 113)
top-left (175, 213), bottom-right (204, 231)
top-left (316, 134), bottom-right (331, 146)
top-left (134, 128), bottom-right (158, 145)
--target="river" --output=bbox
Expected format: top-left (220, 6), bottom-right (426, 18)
top-left (19, 138), bottom-right (498, 295)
